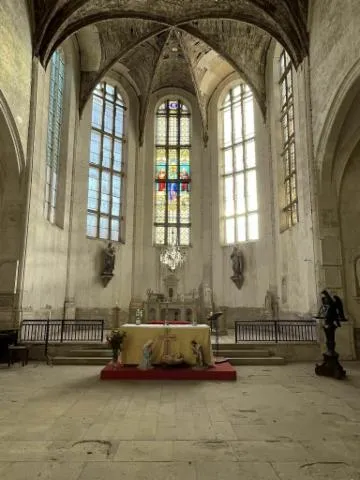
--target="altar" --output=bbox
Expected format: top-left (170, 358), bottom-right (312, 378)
top-left (120, 324), bottom-right (214, 366)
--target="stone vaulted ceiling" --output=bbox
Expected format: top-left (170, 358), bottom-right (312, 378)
top-left (29, 0), bottom-right (309, 143)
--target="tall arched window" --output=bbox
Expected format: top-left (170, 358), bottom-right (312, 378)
top-left (220, 84), bottom-right (258, 244)
top-left (45, 49), bottom-right (65, 224)
top-left (87, 82), bottom-right (126, 241)
top-left (154, 99), bottom-right (191, 246)
top-left (279, 49), bottom-right (298, 229)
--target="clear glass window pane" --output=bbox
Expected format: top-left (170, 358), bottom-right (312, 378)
top-left (244, 96), bottom-right (254, 139)
top-left (102, 135), bottom-right (112, 168)
top-left (235, 173), bottom-right (245, 214)
top-left (248, 213), bottom-right (259, 240)
top-left (223, 108), bottom-right (232, 147)
top-left (115, 106), bottom-right (124, 137)
top-left (224, 149), bottom-right (233, 174)
top-left (225, 218), bottom-right (235, 244)
top-left (234, 145), bottom-right (244, 172)
top-left (92, 96), bottom-right (103, 129)
top-left (87, 81), bottom-right (125, 240)
top-left (220, 83), bottom-right (258, 243)
top-left (99, 216), bottom-right (109, 239)
top-left (246, 170), bottom-right (258, 211)
top-left (233, 102), bottom-right (242, 142)
top-left (224, 177), bottom-right (234, 216)
top-left (245, 140), bottom-right (256, 168)
top-left (237, 216), bottom-right (246, 242)
top-left (90, 131), bottom-right (101, 165)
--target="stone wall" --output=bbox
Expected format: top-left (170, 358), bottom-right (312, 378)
top-left (208, 74), bottom-right (275, 310)
top-left (0, 0), bottom-right (32, 155)
top-left (266, 44), bottom-right (317, 316)
top-left (67, 74), bottom-right (138, 315)
top-left (309, 0), bottom-right (360, 156)
top-left (22, 39), bottom-right (79, 316)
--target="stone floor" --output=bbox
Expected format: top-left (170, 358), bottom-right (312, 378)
top-left (1, 362), bottom-right (360, 480)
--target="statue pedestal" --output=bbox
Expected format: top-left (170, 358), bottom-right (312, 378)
top-left (315, 352), bottom-right (346, 380)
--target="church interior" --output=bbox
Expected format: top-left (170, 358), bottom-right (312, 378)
top-left (1, 1), bottom-right (360, 478)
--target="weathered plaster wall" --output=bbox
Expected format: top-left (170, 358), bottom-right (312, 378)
top-left (266, 44), bottom-right (317, 315)
top-left (22, 40), bottom-right (79, 318)
top-left (0, 0), bottom-right (32, 155)
top-left (207, 74), bottom-right (275, 311)
top-left (340, 142), bottom-right (360, 327)
top-left (68, 74), bottom-right (138, 323)
top-left (309, 0), bottom-right (360, 156)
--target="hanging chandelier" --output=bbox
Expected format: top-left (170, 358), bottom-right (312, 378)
top-left (160, 230), bottom-right (186, 272)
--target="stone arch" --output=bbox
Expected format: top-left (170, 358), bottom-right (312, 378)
top-left (316, 58), bottom-right (360, 326)
top-left (0, 93), bottom-right (26, 326)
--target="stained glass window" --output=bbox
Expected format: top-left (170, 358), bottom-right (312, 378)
top-left (220, 84), bottom-right (259, 244)
top-left (279, 49), bottom-right (298, 229)
top-left (87, 82), bottom-right (126, 241)
top-left (44, 49), bottom-right (65, 224)
top-left (154, 100), bottom-right (191, 246)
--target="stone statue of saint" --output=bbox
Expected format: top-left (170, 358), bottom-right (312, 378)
top-left (230, 246), bottom-right (244, 289)
top-left (103, 242), bottom-right (115, 275)
top-left (230, 246), bottom-right (244, 277)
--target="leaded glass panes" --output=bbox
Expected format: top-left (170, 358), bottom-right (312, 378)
top-left (279, 49), bottom-right (298, 228)
top-left (154, 99), bottom-right (191, 246)
top-left (44, 49), bottom-right (65, 224)
top-left (220, 84), bottom-right (259, 244)
top-left (87, 81), bottom-right (126, 241)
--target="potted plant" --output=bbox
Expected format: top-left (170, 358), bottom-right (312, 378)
top-left (106, 329), bottom-right (127, 364)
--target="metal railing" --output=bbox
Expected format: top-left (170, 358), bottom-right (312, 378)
top-left (20, 319), bottom-right (105, 358)
top-left (235, 320), bottom-right (318, 343)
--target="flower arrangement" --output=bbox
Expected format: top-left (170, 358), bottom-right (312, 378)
top-left (106, 329), bottom-right (127, 362)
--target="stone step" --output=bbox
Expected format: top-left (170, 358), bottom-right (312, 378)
top-left (213, 343), bottom-right (271, 349)
top-left (228, 356), bottom-right (286, 366)
top-left (66, 348), bottom-right (271, 358)
top-left (69, 349), bottom-right (112, 357)
top-left (52, 356), bottom-right (111, 365)
top-left (213, 349), bottom-right (271, 358)
top-left (51, 355), bottom-right (285, 366)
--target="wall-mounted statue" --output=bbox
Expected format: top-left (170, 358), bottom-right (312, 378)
top-left (230, 245), bottom-right (244, 289)
top-left (101, 242), bottom-right (116, 287)
top-left (264, 290), bottom-right (279, 319)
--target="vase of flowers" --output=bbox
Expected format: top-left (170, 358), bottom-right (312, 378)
top-left (106, 329), bottom-right (127, 365)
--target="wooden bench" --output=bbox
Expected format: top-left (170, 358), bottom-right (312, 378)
top-left (8, 345), bottom-right (29, 367)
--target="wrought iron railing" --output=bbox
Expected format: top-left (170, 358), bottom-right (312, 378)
top-left (20, 319), bottom-right (105, 356)
top-left (235, 320), bottom-right (318, 343)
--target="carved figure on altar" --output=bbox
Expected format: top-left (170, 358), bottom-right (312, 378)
top-left (138, 339), bottom-right (155, 370)
top-left (103, 242), bottom-right (116, 275)
top-left (230, 246), bottom-right (244, 290)
top-left (191, 340), bottom-right (207, 369)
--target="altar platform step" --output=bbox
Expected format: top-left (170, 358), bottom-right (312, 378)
top-left (50, 347), bottom-right (285, 366)
top-left (212, 344), bottom-right (286, 365)
top-left (100, 361), bottom-right (237, 381)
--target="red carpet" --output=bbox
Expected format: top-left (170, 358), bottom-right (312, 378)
top-left (100, 362), bottom-right (237, 381)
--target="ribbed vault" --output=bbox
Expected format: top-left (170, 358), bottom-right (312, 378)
top-left (29, 0), bottom-right (309, 143)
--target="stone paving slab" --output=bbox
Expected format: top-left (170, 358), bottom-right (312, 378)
top-left (1, 362), bottom-right (360, 479)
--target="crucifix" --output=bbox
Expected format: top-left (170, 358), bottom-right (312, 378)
top-left (158, 327), bottom-right (177, 361)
